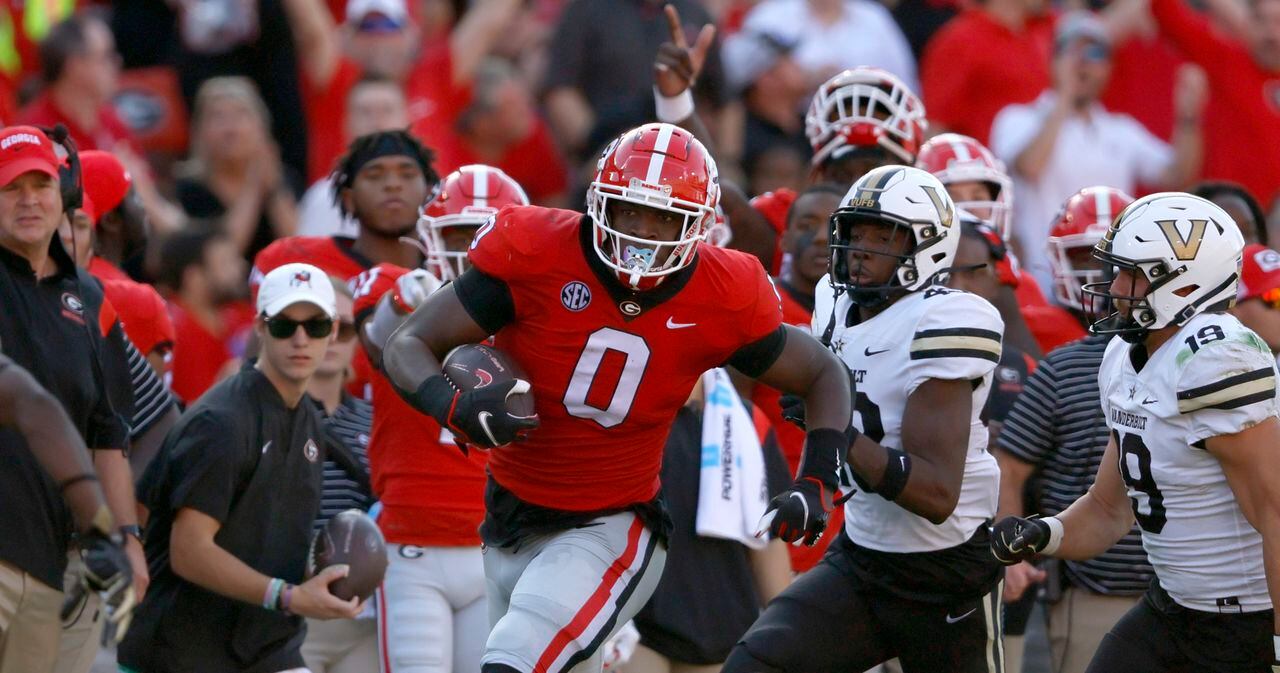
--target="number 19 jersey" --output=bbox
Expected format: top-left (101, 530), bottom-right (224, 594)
top-left (463, 206), bottom-right (783, 513)
top-left (1098, 312), bottom-right (1279, 612)
top-left (814, 281), bottom-right (1004, 553)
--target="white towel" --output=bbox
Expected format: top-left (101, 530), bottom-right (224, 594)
top-left (695, 369), bottom-right (769, 549)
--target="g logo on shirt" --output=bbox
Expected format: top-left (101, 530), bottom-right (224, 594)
top-left (60, 292), bottom-right (85, 325)
top-left (304, 439), bottom-right (319, 462)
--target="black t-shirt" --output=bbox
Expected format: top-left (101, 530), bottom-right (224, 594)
top-left (981, 343), bottom-right (1033, 425)
top-left (120, 366), bottom-right (324, 673)
top-left (175, 173), bottom-right (302, 264)
top-left (633, 404), bottom-right (791, 665)
top-left (0, 238), bottom-right (134, 588)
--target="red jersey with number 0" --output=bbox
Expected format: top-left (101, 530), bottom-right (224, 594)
top-left (352, 263), bottom-right (489, 546)
top-left (466, 206), bottom-right (784, 511)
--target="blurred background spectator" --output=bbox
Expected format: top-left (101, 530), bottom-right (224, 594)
top-left (990, 11), bottom-right (1205, 291)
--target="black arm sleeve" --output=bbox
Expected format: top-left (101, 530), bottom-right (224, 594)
top-left (726, 325), bottom-right (787, 378)
top-left (452, 268), bottom-right (516, 335)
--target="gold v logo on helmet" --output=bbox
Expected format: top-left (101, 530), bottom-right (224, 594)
top-left (1156, 219), bottom-right (1207, 261)
top-left (921, 185), bottom-right (954, 228)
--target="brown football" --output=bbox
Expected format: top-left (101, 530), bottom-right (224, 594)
top-left (309, 509), bottom-right (388, 602)
top-left (441, 343), bottom-right (536, 418)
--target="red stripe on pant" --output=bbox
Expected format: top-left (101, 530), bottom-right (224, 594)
top-left (378, 586), bottom-right (393, 673)
top-left (532, 516), bottom-right (645, 673)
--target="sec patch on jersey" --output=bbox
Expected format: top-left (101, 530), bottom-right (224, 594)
top-left (442, 343), bottom-right (536, 417)
top-left (309, 509), bottom-right (389, 602)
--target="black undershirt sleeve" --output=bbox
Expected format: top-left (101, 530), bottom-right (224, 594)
top-left (452, 268), bottom-right (516, 335)
top-left (726, 325), bottom-right (788, 378)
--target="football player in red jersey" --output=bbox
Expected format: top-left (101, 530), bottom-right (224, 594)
top-left (353, 165), bottom-right (529, 673)
top-left (383, 122), bottom-right (853, 673)
top-left (251, 129), bottom-right (440, 398)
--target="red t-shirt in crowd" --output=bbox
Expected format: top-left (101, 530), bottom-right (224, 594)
top-left (1151, 0), bottom-right (1280, 206)
top-left (17, 92), bottom-right (134, 152)
top-left (921, 10), bottom-right (1054, 145)
top-left (301, 58), bottom-right (363, 184)
top-left (351, 263), bottom-right (488, 546)
top-left (251, 235), bottom-right (377, 398)
top-left (1102, 33), bottom-right (1185, 142)
top-left (167, 299), bottom-right (255, 404)
top-left (87, 256), bottom-right (130, 283)
top-left (409, 45), bottom-right (568, 204)
top-left (466, 206), bottom-right (783, 511)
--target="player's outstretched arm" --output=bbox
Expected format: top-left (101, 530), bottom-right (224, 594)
top-left (749, 326), bottom-right (853, 545)
top-left (170, 507), bottom-right (361, 620)
top-left (0, 356), bottom-right (113, 535)
top-left (1208, 417), bottom-right (1280, 638)
top-left (991, 436), bottom-right (1135, 564)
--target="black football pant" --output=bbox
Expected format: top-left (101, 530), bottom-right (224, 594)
top-left (722, 534), bottom-right (1005, 673)
top-left (1084, 582), bottom-right (1273, 673)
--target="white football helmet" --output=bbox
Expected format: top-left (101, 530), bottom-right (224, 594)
top-left (829, 165), bottom-right (958, 307)
top-left (1084, 192), bottom-right (1245, 341)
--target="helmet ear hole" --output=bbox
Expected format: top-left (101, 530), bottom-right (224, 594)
top-left (1172, 284), bottom-right (1199, 298)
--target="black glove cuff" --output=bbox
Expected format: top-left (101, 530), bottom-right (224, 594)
top-left (799, 427), bottom-right (851, 491)
top-left (404, 375), bottom-right (456, 423)
top-left (873, 447), bottom-right (912, 501)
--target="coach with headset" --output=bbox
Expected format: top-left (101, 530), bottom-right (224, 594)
top-left (0, 125), bottom-right (138, 673)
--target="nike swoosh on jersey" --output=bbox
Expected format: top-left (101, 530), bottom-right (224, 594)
top-left (1142, 396), bottom-right (1158, 404)
top-left (945, 608), bottom-right (977, 624)
top-left (666, 317), bottom-right (696, 329)
top-left (864, 346), bottom-right (891, 356)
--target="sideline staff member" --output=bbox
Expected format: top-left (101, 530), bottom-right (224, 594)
top-left (120, 263), bottom-right (364, 673)
top-left (0, 125), bottom-right (138, 673)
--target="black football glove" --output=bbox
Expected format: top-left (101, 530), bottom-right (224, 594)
top-left (440, 379), bottom-right (540, 449)
top-left (755, 477), bottom-right (833, 546)
top-left (778, 393), bottom-right (806, 429)
top-left (990, 516), bottom-right (1051, 565)
top-left (79, 527), bottom-right (136, 643)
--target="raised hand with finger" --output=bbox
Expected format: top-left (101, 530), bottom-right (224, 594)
top-left (654, 4), bottom-right (716, 120)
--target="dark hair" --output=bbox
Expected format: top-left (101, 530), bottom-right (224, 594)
top-left (786, 183), bottom-right (846, 228)
top-left (1191, 181), bottom-right (1268, 246)
top-left (39, 13), bottom-right (101, 85)
top-left (156, 225), bottom-right (222, 293)
top-left (329, 129), bottom-right (439, 218)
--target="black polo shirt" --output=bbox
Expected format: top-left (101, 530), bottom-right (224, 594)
top-left (121, 365), bottom-right (324, 673)
top-left (0, 237), bottom-right (133, 588)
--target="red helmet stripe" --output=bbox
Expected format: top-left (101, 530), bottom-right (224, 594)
top-left (644, 124), bottom-right (676, 185)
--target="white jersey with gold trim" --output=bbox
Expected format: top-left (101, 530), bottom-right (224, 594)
top-left (1098, 311), bottom-right (1279, 612)
top-left (814, 278), bottom-right (1004, 553)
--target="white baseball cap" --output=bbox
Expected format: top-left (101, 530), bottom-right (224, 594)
top-left (346, 0), bottom-right (408, 26)
top-left (257, 263), bottom-right (337, 319)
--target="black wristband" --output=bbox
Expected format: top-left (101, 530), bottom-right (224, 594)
top-left (403, 375), bottom-right (456, 423)
top-left (799, 427), bottom-right (852, 491)
top-left (874, 447), bottom-right (912, 501)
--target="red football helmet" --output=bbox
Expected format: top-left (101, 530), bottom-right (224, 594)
top-left (804, 67), bottom-right (927, 167)
top-left (916, 133), bottom-right (1014, 240)
top-left (587, 123), bottom-right (719, 290)
top-left (418, 165), bottom-right (529, 280)
top-left (1047, 186), bottom-right (1135, 311)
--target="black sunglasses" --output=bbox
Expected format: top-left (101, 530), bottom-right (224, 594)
top-left (264, 315), bottom-right (334, 340)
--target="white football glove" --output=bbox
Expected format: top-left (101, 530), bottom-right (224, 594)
top-left (602, 621), bottom-right (641, 670)
top-left (391, 269), bottom-right (442, 313)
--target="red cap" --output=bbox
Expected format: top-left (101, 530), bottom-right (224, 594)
top-left (80, 150), bottom-right (132, 219)
top-left (1240, 244), bottom-right (1280, 301)
top-left (0, 126), bottom-right (60, 187)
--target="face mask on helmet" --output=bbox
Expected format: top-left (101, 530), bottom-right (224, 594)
top-left (827, 165), bottom-right (958, 309)
top-left (587, 123), bottom-right (719, 291)
top-left (805, 68), bottom-right (926, 169)
top-left (1081, 192), bottom-right (1245, 342)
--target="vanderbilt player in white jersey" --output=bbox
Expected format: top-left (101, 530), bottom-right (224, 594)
top-left (723, 166), bottom-right (1007, 673)
top-left (991, 192), bottom-right (1280, 672)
